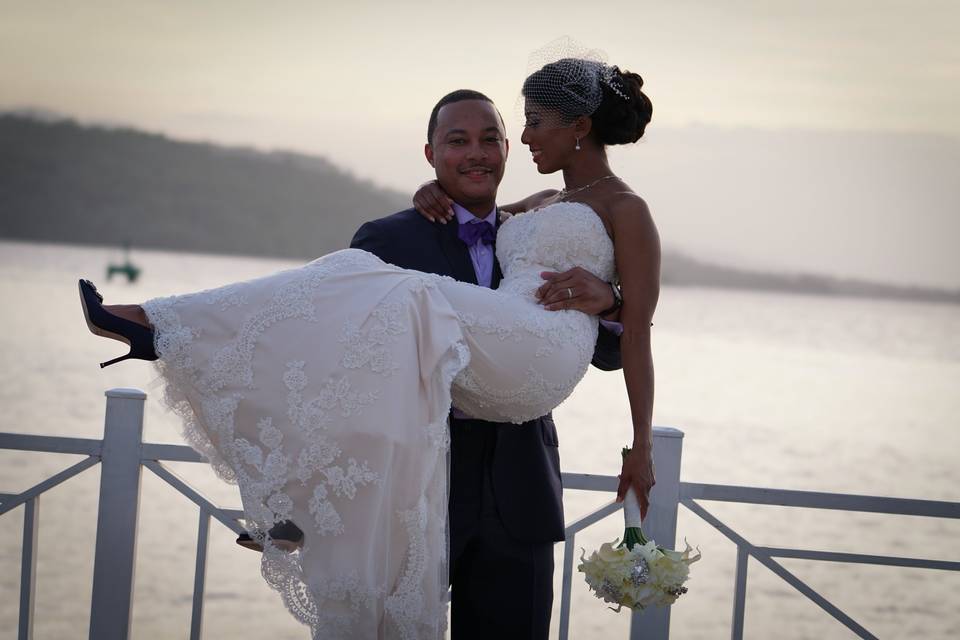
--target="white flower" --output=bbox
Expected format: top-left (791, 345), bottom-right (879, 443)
top-left (578, 535), bottom-right (700, 611)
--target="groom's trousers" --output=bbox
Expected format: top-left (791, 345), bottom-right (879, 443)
top-left (449, 417), bottom-right (554, 640)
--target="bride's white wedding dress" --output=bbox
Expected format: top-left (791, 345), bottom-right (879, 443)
top-left (143, 201), bottom-right (615, 639)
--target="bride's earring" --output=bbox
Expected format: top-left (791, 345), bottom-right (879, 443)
top-left (575, 136), bottom-right (581, 151)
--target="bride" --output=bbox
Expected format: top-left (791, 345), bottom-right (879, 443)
top-left (79, 47), bottom-right (659, 639)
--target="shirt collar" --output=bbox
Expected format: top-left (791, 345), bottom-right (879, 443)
top-left (453, 202), bottom-right (497, 226)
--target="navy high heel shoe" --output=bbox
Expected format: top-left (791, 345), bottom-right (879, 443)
top-left (78, 279), bottom-right (158, 368)
top-left (236, 520), bottom-right (305, 553)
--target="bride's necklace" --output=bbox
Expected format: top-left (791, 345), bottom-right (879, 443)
top-left (556, 174), bottom-right (618, 201)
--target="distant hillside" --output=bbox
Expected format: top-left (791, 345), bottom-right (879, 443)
top-left (662, 250), bottom-right (959, 304)
top-left (0, 115), bottom-right (408, 258)
top-left (1, 115), bottom-right (956, 304)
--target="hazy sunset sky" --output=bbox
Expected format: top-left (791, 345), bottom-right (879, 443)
top-left (2, 1), bottom-right (958, 286)
top-left (5, 1), bottom-right (957, 138)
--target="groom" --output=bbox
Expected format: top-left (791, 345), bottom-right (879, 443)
top-left (350, 90), bottom-right (622, 638)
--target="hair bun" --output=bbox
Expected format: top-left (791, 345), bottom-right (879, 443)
top-left (592, 68), bottom-right (653, 145)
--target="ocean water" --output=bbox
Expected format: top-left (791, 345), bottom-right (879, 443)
top-left (0, 240), bottom-right (958, 639)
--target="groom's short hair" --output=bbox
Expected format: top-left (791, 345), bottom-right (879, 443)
top-left (427, 90), bottom-right (502, 143)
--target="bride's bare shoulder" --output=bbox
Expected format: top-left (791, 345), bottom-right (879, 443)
top-left (609, 191), bottom-right (658, 250)
top-left (609, 191), bottom-right (652, 221)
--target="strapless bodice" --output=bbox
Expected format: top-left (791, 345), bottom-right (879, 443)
top-left (496, 201), bottom-right (616, 299)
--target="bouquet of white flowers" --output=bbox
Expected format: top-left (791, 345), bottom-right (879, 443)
top-left (578, 447), bottom-right (700, 611)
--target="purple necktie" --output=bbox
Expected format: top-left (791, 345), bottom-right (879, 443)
top-left (458, 220), bottom-right (495, 247)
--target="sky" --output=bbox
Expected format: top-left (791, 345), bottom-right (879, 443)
top-left (2, 0), bottom-right (958, 286)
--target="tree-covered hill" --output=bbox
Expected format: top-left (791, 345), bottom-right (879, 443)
top-left (0, 115), bottom-right (408, 258)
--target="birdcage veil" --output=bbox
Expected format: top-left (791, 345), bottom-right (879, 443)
top-left (519, 37), bottom-right (631, 125)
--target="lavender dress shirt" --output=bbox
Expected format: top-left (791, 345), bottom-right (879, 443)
top-left (453, 203), bottom-right (497, 288)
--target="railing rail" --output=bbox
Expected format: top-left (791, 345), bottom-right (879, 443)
top-left (0, 388), bottom-right (244, 640)
top-left (678, 483), bottom-right (960, 639)
top-left (2, 388), bottom-right (958, 639)
top-left (681, 482), bottom-right (960, 518)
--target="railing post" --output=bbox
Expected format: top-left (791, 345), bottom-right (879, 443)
top-left (89, 388), bottom-right (146, 640)
top-left (630, 426), bottom-right (684, 640)
top-left (731, 546), bottom-right (749, 639)
top-left (19, 496), bottom-right (39, 640)
top-left (558, 531), bottom-right (576, 640)
top-left (190, 509), bottom-right (211, 640)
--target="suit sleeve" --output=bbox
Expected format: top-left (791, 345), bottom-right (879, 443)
top-left (351, 220), bottom-right (393, 262)
top-left (590, 324), bottom-right (623, 371)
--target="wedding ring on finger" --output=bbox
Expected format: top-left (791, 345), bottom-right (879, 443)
top-left (566, 287), bottom-right (573, 299)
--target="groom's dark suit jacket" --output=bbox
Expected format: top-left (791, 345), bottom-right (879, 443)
top-left (351, 208), bottom-right (622, 543)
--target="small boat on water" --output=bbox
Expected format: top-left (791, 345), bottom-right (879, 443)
top-left (107, 244), bottom-right (141, 283)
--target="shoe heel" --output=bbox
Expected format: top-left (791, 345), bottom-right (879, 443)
top-left (100, 352), bottom-right (134, 368)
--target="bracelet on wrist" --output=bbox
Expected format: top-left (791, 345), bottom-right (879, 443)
top-left (599, 281), bottom-right (623, 316)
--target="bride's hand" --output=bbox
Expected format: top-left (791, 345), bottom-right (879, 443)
top-left (617, 446), bottom-right (656, 520)
top-left (413, 180), bottom-right (455, 224)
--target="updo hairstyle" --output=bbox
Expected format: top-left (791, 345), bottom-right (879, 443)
top-left (521, 58), bottom-right (652, 145)
top-left (591, 67), bottom-right (652, 144)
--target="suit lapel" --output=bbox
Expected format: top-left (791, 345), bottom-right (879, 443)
top-left (439, 219), bottom-right (479, 285)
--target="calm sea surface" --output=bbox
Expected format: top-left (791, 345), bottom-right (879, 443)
top-left (1, 240), bottom-right (958, 639)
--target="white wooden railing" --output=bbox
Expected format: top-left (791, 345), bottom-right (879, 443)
top-left (2, 388), bottom-right (958, 639)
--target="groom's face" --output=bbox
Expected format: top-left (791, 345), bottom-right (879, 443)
top-left (425, 100), bottom-right (508, 215)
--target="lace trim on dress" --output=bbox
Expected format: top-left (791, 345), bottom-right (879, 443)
top-left (143, 295), bottom-right (239, 483)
